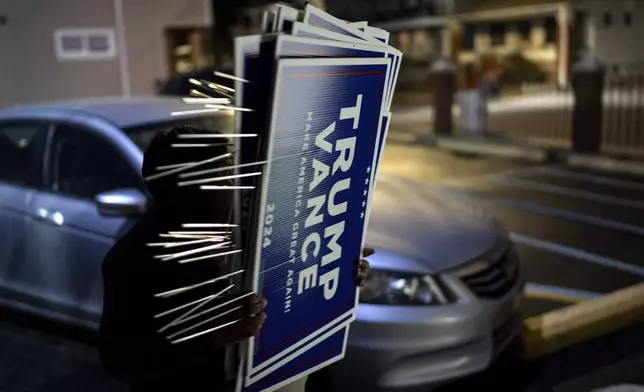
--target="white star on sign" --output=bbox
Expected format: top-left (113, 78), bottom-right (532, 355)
top-left (360, 212), bottom-right (365, 219)
top-left (363, 189), bottom-right (368, 196)
top-left (365, 177), bottom-right (370, 185)
top-left (366, 166), bottom-right (371, 174)
top-left (362, 200), bottom-right (366, 208)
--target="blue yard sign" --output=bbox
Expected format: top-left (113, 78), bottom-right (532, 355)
top-left (244, 57), bottom-right (390, 390)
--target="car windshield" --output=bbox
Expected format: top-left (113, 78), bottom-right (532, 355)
top-left (123, 115), bottom-right (234, 151)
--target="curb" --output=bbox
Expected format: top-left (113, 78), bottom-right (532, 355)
top-left (568, 154), bottom-right (644, 176)
top-left (522, 282), bottom-right (644, 359)
top-left (435, 136), bottom-right (549, 162)
top-left (388, 131), bottom-right (644, 175)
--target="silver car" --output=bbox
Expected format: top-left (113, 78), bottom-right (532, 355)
top-left (0, 98), bottom-right (523, 390)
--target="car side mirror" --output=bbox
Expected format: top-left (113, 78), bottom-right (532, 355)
top-left (95, 188), bottom-right (148, 217)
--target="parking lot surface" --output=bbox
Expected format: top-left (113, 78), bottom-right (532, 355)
top-left (377, 145), bottom-right (644, 318)
top-left (3, 144), bottom-right (644, 391)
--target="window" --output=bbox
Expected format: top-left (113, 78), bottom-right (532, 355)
top-left (242, 14), bottom-right (252, 28)
top-left (603, 12), bottom-right (612, 27)
top-left (490, 23), bottom-right (505, 47)
top-left (518, 21), bottom-right (531, 40)
top-left (0, 123), bottom-right (48, 186)
top-left (54, 28), bottom-right (116, 60)
top-left (463, 25), bottom-right (475, 51)
top-left (624, 12), bottom-right (633, 26)
top-left (49, 124), bottom-right (141, 200)
top-left (545, 17), bottom-right (557, 43)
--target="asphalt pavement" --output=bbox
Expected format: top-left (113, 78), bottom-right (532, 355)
top-left (376, 143), bottom-right (644, 391)
top-left (3, 142), bottom-right (644, 391)
top-left (377, 144), bottom-right (644, 317)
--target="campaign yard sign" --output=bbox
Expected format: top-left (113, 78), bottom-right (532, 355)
top-left (243, 58), bottom-right (390, 390)
top-left (230, 4), bottom-right (401, 391)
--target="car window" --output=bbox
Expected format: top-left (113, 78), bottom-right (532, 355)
top-left (124, 115), bottom-right (234, 151)
top-left (49, 123), bottom-right (142, 200)
top-left (0, 122), bottom-right (48, 187)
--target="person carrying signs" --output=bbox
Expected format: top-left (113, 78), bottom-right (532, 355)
top-left (99, 125), bottom-right (371, 392)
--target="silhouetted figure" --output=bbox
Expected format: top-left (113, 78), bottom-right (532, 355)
top-left (100, 125), bottom-right (266, 392)
top-left (100, 124), bottom-right (371, 392)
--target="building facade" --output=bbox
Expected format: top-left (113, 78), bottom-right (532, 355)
top-left (326, 0), bottom-right (644, 87)
top-left (0, 0), bottom-right (213, 107)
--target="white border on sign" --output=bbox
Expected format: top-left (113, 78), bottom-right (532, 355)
top-left (246, 56), bottom-right (391, 382)
top-left (247, 318), bottom-right (353, 388)
top-left (291, 21), bottom-right (372, 46)
top-left (247, 308), bottom-right (354, 377)
top-left (387, 50), bottom-right (402, 110)
top-left (365, 26), bottom-right (390, 44)
top-left (274, 4), bottom-right (302, 32)
top-left (273, 34), bottom-right (398, 114)
top-left (302, 4), bottom-right (385, 46)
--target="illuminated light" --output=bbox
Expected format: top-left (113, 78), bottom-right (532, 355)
top-left (37, 208), bottom-right (48, 218)
top-left (178, 171), bottom-right (262, 187)
top-left (100, 194), bottom-right (133, 204)
top-left (154, 269), bottom-right (244, 298)
top-left (180, 160), bottom-right (267, 179)
top-left (171, 108), bottom-right (221, 116)
top-left (52, 212), bottom-right (64, 226)
top-left (167, 305), bottom-right (243, 340)
top-left (163, 291), bottom-right (254, 331)
top-left (144, 153), bottom-right (232, 181)
top-left (154, 284), bottom-right (234, 318)
top-left (182, 97), bottom-right (230, 104)
top-left (157, 161), bottom-right (197, 171)
top-left (204, 104), bottom-right (252, 112)
top-left (390, 278), bottom-right (406, 290)
top-left (177, 133), bottom-right (257, 139)
top-left (155, 242), bottom-right (232, 261)
top-left (171, 319), bottom-right (242, 344)
top-left (200, 185), bottom-right (255, 190)
top-left (208, 82), bottom-right (234, 92)
top-left (181, 223), bottom-right (237, 228)
top-left (168, 231), bottom-right (232, 235)
top-left (214, 71), bottom-right (249, 83)
top-left (170, 143), bottom-right (229, 147)
top-left (178, 249), bottom-right (242, 264)
top-left (190, 89), bottom-right (212, 98)
top-left (158, 284), bottom-right (235, 332)
top-left (146, 237), bottom-right (224, 248)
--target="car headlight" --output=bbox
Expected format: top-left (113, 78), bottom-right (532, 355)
top-left (359, 269), bottom-right (453, 306)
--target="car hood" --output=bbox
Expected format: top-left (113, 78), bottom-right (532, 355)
top-left (365, 175), bottom-right (504, 274)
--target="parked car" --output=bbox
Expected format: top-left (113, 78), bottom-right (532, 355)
top-left (0, 97), bottom-right (523, 391)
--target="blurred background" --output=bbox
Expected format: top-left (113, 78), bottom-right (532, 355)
top-left (3, 1), bottom-right (644, 391)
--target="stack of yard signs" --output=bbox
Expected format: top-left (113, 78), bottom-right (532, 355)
top-left (233, 4), bottom-right (401, 391)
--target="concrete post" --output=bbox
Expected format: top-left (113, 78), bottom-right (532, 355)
top-left (556, 6), bottom-right (573, 87)
top-left (572, 56), bottom-right (605, 153)
top-left (441, 21), bottom-right (462, 64)
top-left (431, 59), bottom-right (457, 136)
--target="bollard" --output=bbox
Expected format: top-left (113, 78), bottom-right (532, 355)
top-left (572, 56), bottom-right (605, 153)
top-left (431, 59), bottom-right (456, 136)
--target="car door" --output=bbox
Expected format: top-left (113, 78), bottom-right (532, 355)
top-left (0, 121), bottom-right (49, 302)
top-left (25, 122), bottom-right (143, 320)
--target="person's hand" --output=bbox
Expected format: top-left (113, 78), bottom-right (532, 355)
top-left (212, 293), bottom-right (267, 346)
top-left (355, 248), bottom-right (373, 287)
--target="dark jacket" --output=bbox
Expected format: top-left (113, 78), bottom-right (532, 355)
top-left (99, 205), bottom-right (230, 391)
